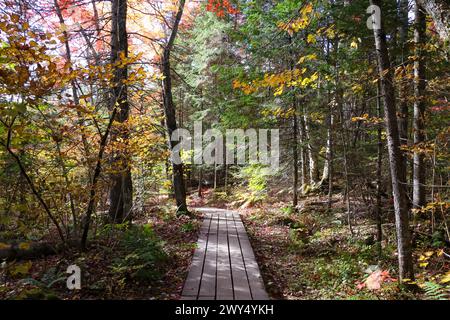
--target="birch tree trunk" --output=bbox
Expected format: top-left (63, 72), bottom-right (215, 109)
top-left (417, 0), bottom-right (450, 41)
top-left (304, 112), bottom-right (318, 184)
top-left (413, 1), bottom-right (427, 208)
top-left (370, 0), bottom-right (414, 281)
top-left (397, 0), bottom-right (410, 194)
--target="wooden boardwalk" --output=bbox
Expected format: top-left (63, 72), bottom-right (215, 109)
top-left (181, 208), bottom-right (269, 300)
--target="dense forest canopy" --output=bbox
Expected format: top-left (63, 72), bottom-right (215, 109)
top-left (0, 0), bottom-right (449, 300)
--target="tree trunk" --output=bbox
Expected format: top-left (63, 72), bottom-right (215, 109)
top-left (299, 114), bottom-right (307, 186)
top-left (370, 0), bottom-right (414, 281)
top-left (327, 107), bottom-right (334, 209)
top-left (161, 0), bottom-right (188, 214)
top-left (397, 0), bottom-right (409, 197)
top-left (376, 81), bottom-right (384, 259)
top-left (108, 0), bottom-right (133, 223)
top-left (213, 162), bottom-right (217, 190)
top-left (413, 1), bottom-right (427, 208)
top-left (417, 0), bottom-right (450, 41)
top-left (321, 104), bottom-right (333, 208)
top-left (288, 36), bottom-right (299, 209)
top-left (340, 99), bottom-right (353, 235)
top-left (304, 112), bottom-right (318, 184)
top-left (198, 166), bottom-right (203, 198)
top-left (224, 164), bottom-right (228, 195)
top-left (292, 111), bottom-right (299, 209)
top-left (81, 103), bottom-right (119, 250)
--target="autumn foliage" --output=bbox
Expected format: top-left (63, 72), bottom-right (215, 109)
top-left (206, 0), bottom-right (239, 17)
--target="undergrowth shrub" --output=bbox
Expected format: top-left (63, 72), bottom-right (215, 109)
top-left (111, 224), bottom-right (167, 283)
top-left (422, 281), bottom-right (449, 300)
top-left (235, 165), bottom-right (270, 204)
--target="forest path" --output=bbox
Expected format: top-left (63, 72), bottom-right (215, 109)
top-left (180, 208), bottom-right (269, 300)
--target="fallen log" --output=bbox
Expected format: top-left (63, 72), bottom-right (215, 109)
top-left (0, 240), bottom-right (78, 261)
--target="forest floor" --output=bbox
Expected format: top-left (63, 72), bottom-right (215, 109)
top-left (0, 199), bottom-right (201, 300)
top-left (1, 189), bottom-right (448, 300)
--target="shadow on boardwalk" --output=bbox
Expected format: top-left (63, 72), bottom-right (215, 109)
top-left (181, 208), bottom-right (269, 300)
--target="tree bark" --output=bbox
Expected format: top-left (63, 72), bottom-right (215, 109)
top-left (108, 0), bottom-right (133, 223)
top-left (198, 166), bottom-right (203, 198)
top-left (376, 81), bottom-right (384, 259)
top-left (224, 164), bottom-right (228, 195)
top-left (413, 1), bottom-right (427, 208)
top-left (292, 111), bottom-right (299, 209)
top-left (299, 114), bottom-right (308, 186)
top-left (397, 0), bottom-right (409, 196)
top-left (327, 106), bottom-right (334, 209)
top-left (288, 35), bottom-right (299, 209)
top-left (370, 0), bottom-right (414, 281)
top-left (417, 0), bottom-right (450, 41)
top-left (321, 104), bottom-right (334, 208)
top-left (304, 112), bottom-right (318, 184)
top-left (160, 0), bottom-right (188, 214)
top-left (214, 162), bottom-right (217, 190)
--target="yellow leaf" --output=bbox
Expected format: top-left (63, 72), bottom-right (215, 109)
top-left (298, 54), bottom-right (317, 64)
top-left (0, 242), bottom-right (11, 250)
top-left (424, 251), bottom-right (434, 257)
top-left (274, 85), bottom-right (284, 96)
top-left (440, 271), bottom-right (450, 284)
top-left (18, 242), bottom-right (30, 250)
top-left (307, 34), bottom-right (316, 44)
top-left (418, 255), bottom-right (427, 261)
top-left (352, 84), bottom-right (363, 93)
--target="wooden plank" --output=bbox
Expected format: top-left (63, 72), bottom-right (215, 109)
top-left (181, 213), bottom-right (211, 298)
top-left (182, 209), bottom-right (269, 301)
top-left (234, 213), bottom-right (269, 300)
top-left (227, 212), bottom-right (252, 300)
top-left (216, 213), bottom-right (233, 300)
top-left (239, 237), bottom-right (269, 300)
top-left (233, 213), bottom-right (249, 240)
top-left (199, 213), bottom-right (218, 298)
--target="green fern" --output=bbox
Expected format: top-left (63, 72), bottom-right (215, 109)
top-left (423, 281), bottom-right (449, 300)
